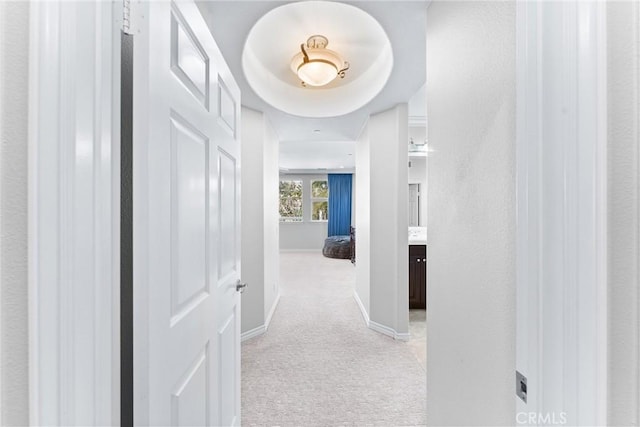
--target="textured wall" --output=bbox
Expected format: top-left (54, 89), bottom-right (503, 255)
top-left (607, 2), bottom-right (640, 425)
top-left (426, 1), bottom-right (516, 425)
top-left (0, 2), bottom-right (30, 425)
top-left (355, 123), bottom-right (370, 316)
top-left (263, 117), bottom-right (280, 322)
top-left (241, 108), bottom-right (266, 332)
top-left (241, 107), bottom-right (280, 334)
top-left (368, 105), bottom-right (409, 335)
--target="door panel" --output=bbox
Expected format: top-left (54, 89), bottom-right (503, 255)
top-left (170, 113), bottom-right (209, 323)
top-left (218, 80), bottom-right (237, 135)
top-left (133, 1), bottom-right (242, 425)
top-left (218, 149), bottom-right (237, 281)
top-left (171, 11), bottom-right (209, 107)
top-left (218, 311), bottom-right (238, 426)
top-left (171, 346), bottom-right (210, 427)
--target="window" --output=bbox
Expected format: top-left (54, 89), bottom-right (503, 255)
top-left (279, 180), bottom-right (303, 222)
top-left (311, 179), bottom-right (329, 221)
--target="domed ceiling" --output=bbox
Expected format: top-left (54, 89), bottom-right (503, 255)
top-left (198, 1), bottom-right (427, 146)
top-left (242, 1), bottom-right (393, 118)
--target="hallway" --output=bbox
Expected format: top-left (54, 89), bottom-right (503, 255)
top-left (241, 252), bottom-right (426, 426)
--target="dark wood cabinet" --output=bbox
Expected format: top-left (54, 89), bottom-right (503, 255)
top-left (409, 245), bottom-right (426, 309)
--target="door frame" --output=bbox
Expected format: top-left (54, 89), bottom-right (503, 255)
top-left (28, 2), bottom-right (122, 425)
top-left (515, 1), bottom-right (608, 424)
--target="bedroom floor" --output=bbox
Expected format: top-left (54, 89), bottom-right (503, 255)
top-left (241, 251), bottom-right (427, 427)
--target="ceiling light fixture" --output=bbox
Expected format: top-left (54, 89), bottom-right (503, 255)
top-left (290, 35), bottom-right (349, 87)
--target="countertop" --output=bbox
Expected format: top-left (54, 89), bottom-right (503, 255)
top-left (409, 227), bottom-right (427, 245)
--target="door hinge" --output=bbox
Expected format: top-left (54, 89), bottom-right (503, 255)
top-left (122, 0), bottom-right (132, 33)
top-left (122, 0), bottom-right (140, 35)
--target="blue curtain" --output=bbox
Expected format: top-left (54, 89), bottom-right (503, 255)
top-left (328, 174), bottom-right (352, 236)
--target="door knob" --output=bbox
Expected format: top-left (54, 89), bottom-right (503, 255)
top-left (236, 280), bottom-right (248, 293)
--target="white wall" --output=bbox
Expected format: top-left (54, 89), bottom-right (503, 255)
top-left (355, 124), bottom-right (370, 320)
top-left (241, 107), bottom-right (280, 336)
top-left (408, 156), bottom-right (427, 226)
top-left (263, 118), bottom-right (280, 326)
top-left (426, 2), bottom-right (515, 425)
top-left (368, 105), bottom-right (409, 337)
top-left (409, 125), bottom-right (426, 144)
top-left (241, 108), bottom-right (266, 333)
top-left (607, 2), bottom-right (640, 424)
top-left (279, 174), bottom-right (329, 251)
top-left (351, 173), bottom-right (356, 226)
top-left (0, 2), bottom-right (30, 425)
top-left (409, 125), bottom-right (428, 228)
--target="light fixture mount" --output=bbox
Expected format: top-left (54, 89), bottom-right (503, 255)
top-left (306, 34), bottom-right (329, 49)
top-left (290, 35), bottom-right (349, 87)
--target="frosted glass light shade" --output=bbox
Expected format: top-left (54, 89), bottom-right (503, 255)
top-left (290, 38), bottom-right (347, 87)
top-left (297, 61), bottom-right (338, 86)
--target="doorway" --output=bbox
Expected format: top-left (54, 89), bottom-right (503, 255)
top-left (22, 1), bottom-right (612, 426)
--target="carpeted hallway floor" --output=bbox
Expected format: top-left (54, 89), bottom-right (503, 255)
top-left (241, 251), bottom-right (427, 427)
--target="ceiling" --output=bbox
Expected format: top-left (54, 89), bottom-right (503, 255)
top-left (278, 85), bottom-right (426, 171)
top-left (242, 1), bottom-right (394, 118)
top-left (197, 1), bottom-right (428, 169)
top-left (279, 140), bottom-right (356, 172)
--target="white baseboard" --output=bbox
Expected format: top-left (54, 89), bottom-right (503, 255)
top-left (265, 292), bottom-right (281, 329)
top-left (353, 291), bottom-right (409, 341)
top-left (368, 321), bottom-right (395, 339)
top-left (394, 331), bottom-right (411, 341)
top-left (241, 325), bottom-right (265, 342)
top-left (241, 292), bottom-right (281, 343)
top-left (369, 320), bottom-right (411, 342)
top-left (353, 291), bottom-right (370, 326)
top-left (279, 249), bottom-right (321, 253)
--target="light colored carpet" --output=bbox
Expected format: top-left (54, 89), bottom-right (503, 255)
top-left (408, 309), bottom-right (427, 372)
top-left (241, 251), bottom-right (427, 427)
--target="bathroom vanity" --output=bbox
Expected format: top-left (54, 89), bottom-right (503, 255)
top-left (408, 227), bottom-right (427, 309)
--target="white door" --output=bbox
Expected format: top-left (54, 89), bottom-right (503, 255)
top-left (132, 1), bottom-right (242, 425)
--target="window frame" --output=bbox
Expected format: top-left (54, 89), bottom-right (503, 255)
top-left (310, 179), bottom-right (329, 222)
top-left (279, 179), bottom-right (304, 222)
